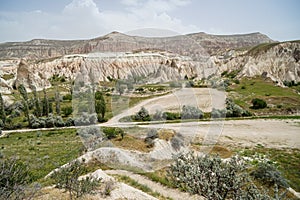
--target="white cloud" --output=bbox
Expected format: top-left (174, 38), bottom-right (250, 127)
top-left (0, 0), bottom-right (198, 42)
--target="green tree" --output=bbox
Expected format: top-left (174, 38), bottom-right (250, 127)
top-left (31, 86), bottom-right (41, 117)
top-left (134, 107), bottom-right (151, 121)
top-left (0, 93), bottom-right (6, 125)
top-left (55, 88), bottom-right (61, 115)
top-left (50, 160), bottom-right (100, 200)
top-left (42, 88), bottom-right (49, 116)
top-left (18, 84), bottom-right (31, 127)
top-left (95, 91), bottom-right (106, 120)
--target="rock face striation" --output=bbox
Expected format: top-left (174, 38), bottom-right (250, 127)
top-left (0, 31), bottom-right (273, 59)
top-left (0, 31), bottom-right (299, 93)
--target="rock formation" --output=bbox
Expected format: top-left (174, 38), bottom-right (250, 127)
top-left (0, 31), bottom-right (299, 94)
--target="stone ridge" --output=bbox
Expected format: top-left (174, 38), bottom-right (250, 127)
top-left (0, 32), bottom-right (273, 59)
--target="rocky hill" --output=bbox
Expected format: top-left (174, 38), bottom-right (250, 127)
top-left (0, 31), bottom-right (273, 59)
top-left (0, 32), bottom-right (299, 94)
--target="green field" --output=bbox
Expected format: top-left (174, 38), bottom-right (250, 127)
top-left (229, 77), bottom-right (300, 115)
top-left (0, 129), bottom-right (83, 182)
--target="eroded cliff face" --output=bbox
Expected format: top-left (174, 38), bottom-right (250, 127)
top-left (213, 42), bottom-right (300, 85)
top-left (11, 51), bottom-right (216, 92)
top-left (0, 31), bottom-right (299, 94)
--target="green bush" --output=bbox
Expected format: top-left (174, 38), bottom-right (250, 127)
top-left (134, 107), bottom-right (151, 121)
top-left (226, 98), bottom-right (252, 117)
top-left (181, 105), bottom-right (203, 119)
top-left (251, 162), bottom-right (289, 188)
top-left (77, 126), bottom-right (104, 150)
top-left (0, 158), bottom-right (36, 199)
top-left (62, 94), bottom-right (72, 101)
top-left (251, 98), bottom-right (267, 109)
top-left (102, 127), bottom-right (124, 139)
top-left (50, 160), bottom-right (101, 199)
top-left (163, 112), bottom-right (180, 120)
top-left (168, 153), bottom-right (284, 200)
top-left (62, 106), bottom-right (73, 117)
top-left (144, 129), bottom-right (158, 147)
top-left (211, 108), bottom-right (226, 118)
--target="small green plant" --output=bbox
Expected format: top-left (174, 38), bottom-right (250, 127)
top-left (102, 127), bottom-right (124, 139)
top-left (0, 158), bottom-right (35, 200)
top-left (50, 160), bottom-right (101, 200)
top-left (134, 107), bottom-right (151, 121)
top-left (251, 98), bottom-right (267, 109)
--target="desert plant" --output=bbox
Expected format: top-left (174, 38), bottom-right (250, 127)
top-left (251, 162), bottom-right (289, 188)
top-left (226, 98), bottom-right (251, 117)
top-left (169, 153), bottom-right (290, 200)
top-left (144, 129), bottom-right (158, 147)
top-left (50, 160), bottom-right (101, 199)
top-left (78, 126), bottom-right (105, 150)
top-left (0, 158), bottom-right (35, 199)
top-left (181, 105), bottom-right (203, 119)
top-left (211, 108), bottom-right (226, 118)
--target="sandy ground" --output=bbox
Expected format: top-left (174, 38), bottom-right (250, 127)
top-left (141, 119), bottom-right (300, 149)
top-left (109, 88), bottom-right (226, 123)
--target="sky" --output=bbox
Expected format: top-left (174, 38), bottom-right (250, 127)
top-left (0, 0), bottom-right (299, 43)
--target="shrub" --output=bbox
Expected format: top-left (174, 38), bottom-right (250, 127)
top-left (251, 162), bottom-right (289, 188)
top-left (168, 153), bottom-right (280, 200)
top-left (78, 126), bottom-right (105, 151)
top-left (134, 107), bottom-right (151, 121)
top-left (74, 113), bottom-right (97, 126)
top-left (65, 118), bottom-right (75, 127)
top-left (102, 127), bottom-right (124, 139)
top-left (152, 110), bottom-right (165, 121)
top-left (144, 129), bottom-right (158, 147)
top-left (251, 98), bottom-right (267, 109)
top-left (50, 160), bottom-right (101, 199)
top-left (63, 94), bottom-right (72, 101)
top-left (62, 106), bottom-right (73, 117)
top-left (211, 108), bottom-right (226, 118)
top-left (163, 112), bottom-right (180, 120)
top-left (181, 105), bottom-right (203, 119)
top-left (226, 98), bottom-right (251, 117)
top-left (170, 133), bottom-right (184, 151)
top-left (0, 158), bottom-right (36, 199)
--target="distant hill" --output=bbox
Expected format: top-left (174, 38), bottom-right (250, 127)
top-left (0, 31), bottom-right (273, 59)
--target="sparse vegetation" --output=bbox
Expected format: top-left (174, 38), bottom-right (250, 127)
top-left (168, 152), bottom-right (291, 200)
top-left (50, 160), bottom-right (101, 199)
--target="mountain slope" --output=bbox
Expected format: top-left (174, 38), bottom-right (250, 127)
top-left (0, 31), bottom-right (273, 59)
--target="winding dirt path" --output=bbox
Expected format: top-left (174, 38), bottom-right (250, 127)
top-left (105, 170), bottom-right (203, 200)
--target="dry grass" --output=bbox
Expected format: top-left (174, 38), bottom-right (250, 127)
top-left (157, 129), bottom-right (175, 141)
top-left (210, 145), bottom-right (233, 158)
top-left (112, 135), bottom-right (152, 153)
